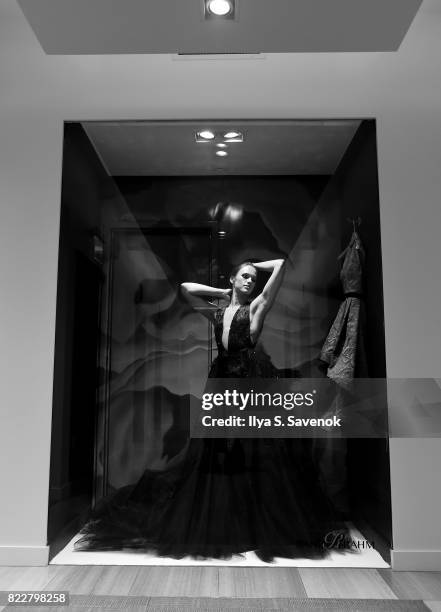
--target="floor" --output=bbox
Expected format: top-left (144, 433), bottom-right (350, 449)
top-left (1, 565), bottom-right (441, 609)
top-left (50, 521), bottom-right (389, 568)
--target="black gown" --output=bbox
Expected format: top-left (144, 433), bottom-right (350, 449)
top-left (75, 303), bottom-right (348, 561)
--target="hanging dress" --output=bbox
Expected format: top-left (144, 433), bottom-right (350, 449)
top-left (316, 230), bottom-right (368, 515)
top-left (320, 230), bottom-right (368, 380)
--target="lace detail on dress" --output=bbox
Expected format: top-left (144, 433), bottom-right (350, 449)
top-left (209, 304), bottom-right (278, 378)
top-left (320, 230), bottom-right (368, 379)
top-left (340, 231), bottom-right (365, 295)
top-left (214, 304), bottom-right (253, 353)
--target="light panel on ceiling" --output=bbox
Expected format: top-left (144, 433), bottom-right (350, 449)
top-left (17, 0), bottom-right (422, 55)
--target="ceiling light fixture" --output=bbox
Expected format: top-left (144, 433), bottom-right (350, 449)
top-left (216, 143), bottom-right (228, 148)
top-left (208, 0), bottom-right (232, 16)
top-left (195, 130), bottom-right (215, 142)
top-left (199, 130), bottom-right (215, 139)
top-left (223, 131), bottom-right (244, 142)
top-left (204, 0), bottom-right (236, 20)
top-left (216, 151), bottom-right (228, 157)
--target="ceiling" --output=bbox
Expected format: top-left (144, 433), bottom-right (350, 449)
top-left (82, 120), bottom-right (361, 176)
top-left (17, 0), bottom-right (422, 55)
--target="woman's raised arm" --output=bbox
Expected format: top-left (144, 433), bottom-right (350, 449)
top-left (249, 259), bottom-right (285, 337)
top-left (181, 282), bottom-right (231, 321)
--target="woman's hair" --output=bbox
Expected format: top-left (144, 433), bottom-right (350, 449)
top-left (229, 261), bottom-right (257, 278)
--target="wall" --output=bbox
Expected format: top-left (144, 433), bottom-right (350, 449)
top-left (48, 123), bottom-right (121, 542)
top-left (0, 0), bottom-right (440, 567)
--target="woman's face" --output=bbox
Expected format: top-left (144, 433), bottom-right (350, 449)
top-left (231, 265), bottom-right (257, 297)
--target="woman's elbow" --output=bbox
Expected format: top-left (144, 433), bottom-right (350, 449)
top-left (181, 283), bottom-right (195, 297)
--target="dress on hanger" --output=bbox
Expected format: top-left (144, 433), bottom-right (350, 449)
top-left (320, 230), bottom-right (368, 380)
top-left (316, 230), bottom-right (368, 516)
top-left (75, 303), bottom-right (348, 561)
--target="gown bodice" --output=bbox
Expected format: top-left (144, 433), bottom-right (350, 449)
top-left (340, 231), bottom-right (365, 295)
top-left (214, 303), bottom-right (254, 354)
top-left (209, 303), bottom-right (277, 379)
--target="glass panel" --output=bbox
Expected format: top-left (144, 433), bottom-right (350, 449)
top-left (50, 119), bottom-right (391, 564)
top-left (102, 229), bottom-right (212, 492)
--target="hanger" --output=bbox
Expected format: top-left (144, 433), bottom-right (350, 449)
top-left (337, 217), bottom-right (362, 260)
top-left (347, 216), bottom-right (362, 233)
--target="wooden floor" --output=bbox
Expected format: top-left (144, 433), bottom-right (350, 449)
top-left (1, 566), bottom-right (441, 609)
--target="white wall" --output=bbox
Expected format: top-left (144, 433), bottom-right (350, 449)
top-left (0, 0), bottom-right (440, 567)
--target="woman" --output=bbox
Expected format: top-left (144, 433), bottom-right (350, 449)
top-left (75, 259), bottom-right (348, 561)
top-left (180, 259), bottom-right (284, 378)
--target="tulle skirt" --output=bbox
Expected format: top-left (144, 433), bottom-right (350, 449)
top-left (75, 351), bottom-right (348, 561)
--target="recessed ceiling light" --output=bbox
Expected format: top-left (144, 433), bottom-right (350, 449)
top-left (216, 151), bottom-right (228, 157)
top-left (216, 143), bottom-right (228, 148)
top-left (195, 130), bottom-right (216, 142)
top-left (223, 131), bottom-right (244, 142)
top-left (199, 130), bottom-right (215, 139)
top-left (205, 0), bottom-right (234, 17)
